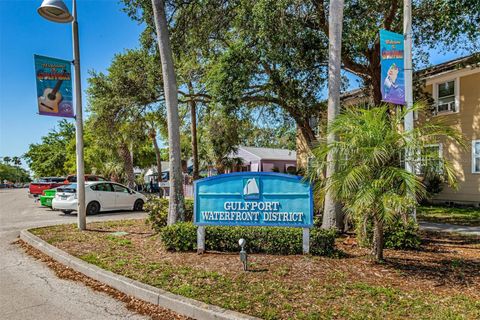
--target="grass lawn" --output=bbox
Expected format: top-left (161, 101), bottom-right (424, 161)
top-left (30, 219), bottom-right (480, 320)
top-left (418, 205), bottom-right (480, 226)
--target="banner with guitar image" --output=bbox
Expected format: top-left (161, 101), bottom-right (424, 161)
top-left (34, 55), bottom-right (74, 118)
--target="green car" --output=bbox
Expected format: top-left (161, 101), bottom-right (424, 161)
top-left (39, 188), bottom-right (57, 207)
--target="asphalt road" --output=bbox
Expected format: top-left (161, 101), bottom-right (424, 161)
top-left (0, 188), bottom-right (148, 320)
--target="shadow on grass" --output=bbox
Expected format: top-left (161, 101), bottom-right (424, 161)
top-left (420, 231), bottom-right (480, 245)
top-left (60, 210), bottom-right (145, 217)
top-left (384, 256), bottom-right (480, 287)
top-left (85, 228), bottom-right (154, 236)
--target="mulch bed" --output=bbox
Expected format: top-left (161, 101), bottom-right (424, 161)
top-left (26, 219), bottom-right (480, 319)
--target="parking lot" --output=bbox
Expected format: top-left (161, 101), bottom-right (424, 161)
top-left (0, 188), bottom-right (147, 320)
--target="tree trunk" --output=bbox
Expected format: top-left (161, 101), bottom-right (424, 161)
top-left (118, 142), bottom-right (135, 189)
top-left (323, 0), bottom-right (344, 230)
top-left (151, 0), bottom-right (185, 224)
top-left (297, 118), bottom-right (317, 150)
top-left (372, 216), bottom-right (384, 262)
top-left (151, 130), bottom-right (163, 197)
top-left (188, 81), bottom-right (200, 180)
top-left (216, 161), bottom-right (225, 175)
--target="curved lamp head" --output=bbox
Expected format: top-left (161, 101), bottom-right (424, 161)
top-left (37, 0), bottom-right (73, 23)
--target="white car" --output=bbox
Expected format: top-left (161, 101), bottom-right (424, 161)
top-left (52, 181), bottom-right (147, 215)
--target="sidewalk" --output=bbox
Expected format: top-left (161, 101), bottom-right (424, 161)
top-left (419, 222), bottom-right (480, 236)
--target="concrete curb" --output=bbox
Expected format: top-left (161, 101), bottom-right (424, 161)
top-left (20, 229), bottom-right (260, 320)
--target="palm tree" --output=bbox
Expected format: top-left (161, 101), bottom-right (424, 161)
top-left (148, 127), bottom-right (163, 196)
top-left (310, 103), bottom-right (463, 261)
top-left (3, 156), bottom-right (11, 165)
top-left (12, 157), bottom-right (21, 166)
top-left (12, 157), bottom-right (21, 183)
top-left (151, 0), bottom-right (185, 223)
top-left (323, 0), bottom-right (345, 230)
top-left (99, 161), bottom-right (125, 183)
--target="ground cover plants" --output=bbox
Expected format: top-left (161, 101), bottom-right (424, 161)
top-left (30, 219), bottom-right (480, 320)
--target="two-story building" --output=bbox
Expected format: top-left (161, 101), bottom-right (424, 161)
top-left (297, 54), bottom-right (480, 206)
top-left (416, 55), bottom-right (479, 206)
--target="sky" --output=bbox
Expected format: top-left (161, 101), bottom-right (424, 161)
top-left (0, 0), bottom-right (144, 166)
top-left (0, 0), bottom-right (471, 170)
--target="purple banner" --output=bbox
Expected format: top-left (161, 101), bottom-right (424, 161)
top-left (380, 30), bottom-right (405, 105)
top-left (34, 55), bottom-right (74, 118)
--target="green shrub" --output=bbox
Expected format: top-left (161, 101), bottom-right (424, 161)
top-left (354, 217), bottom-right (421, 250)
top-left (356, 219), bottom-right (421, 250)
top-left (145, 197), bottom-right (194, 232)
top-left (384, 219), bottom-right (421, 250)
top-left (160, 222), bottom-right (197, 251)
top-left (160, 222), bottom-right (336, 256)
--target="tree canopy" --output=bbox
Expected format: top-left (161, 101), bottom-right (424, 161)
top-left (23, 120), bottom-right (75, 178)
top-left (121, 0), bottom-right (479, 150)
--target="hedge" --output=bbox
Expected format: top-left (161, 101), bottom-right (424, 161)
top-left (160, 222), bottom-right (336, 256)
top-left (145, 197), bottom-right (194, 232)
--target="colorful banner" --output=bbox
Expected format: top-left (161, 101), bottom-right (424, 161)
top-left (34, 55), bottom-right (74, 118)
top-left (194, 172), bottom-right (313, 228)
top-left (380, 30), bottom-right (405, 105)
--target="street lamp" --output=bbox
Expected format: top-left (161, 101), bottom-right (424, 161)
top-left (37, 0), bottom-right (73, 23)
top-left (238, 238), bottom-right (247, 271)
top-left (38, 0), bottom-right (86, 230)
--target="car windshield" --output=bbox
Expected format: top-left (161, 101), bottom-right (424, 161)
top-left (57, 184), bottom-right (77, 193)
top-left (37, 177), bottom-right (65, 183)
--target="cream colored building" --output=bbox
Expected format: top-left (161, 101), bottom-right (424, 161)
top-left (416, 55), bottom-right (479, 205)
top-left (297, 54), bottom-right (480, 206)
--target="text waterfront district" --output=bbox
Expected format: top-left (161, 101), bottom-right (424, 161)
top-left (200, 211), bottom-right (305, 222)
top-left (200, 201), bottom-right (305, 223)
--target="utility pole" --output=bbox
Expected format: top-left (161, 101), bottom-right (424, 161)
top-left (404, 0), bottom-right (416, 221)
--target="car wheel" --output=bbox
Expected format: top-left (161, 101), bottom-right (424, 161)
top-left (62, 210), bottom-right (72, 215)
top-left (133, 199), bottom-right (144, 211)
top-left (86, 201), bottom-right (100, 215)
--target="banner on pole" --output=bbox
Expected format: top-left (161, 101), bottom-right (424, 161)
top-left (380, 30), bottom-right (405, 105)
top-left (34, 55), bottom-right (74, 118)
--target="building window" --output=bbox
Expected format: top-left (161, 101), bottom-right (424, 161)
top-left (434, 79), bottom-right (459, 114)
top-left (473, 140), bottom-right (480, 173)
top-left (416, 144), bottom-right (443, 175)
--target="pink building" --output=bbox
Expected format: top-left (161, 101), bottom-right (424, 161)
top-left (230, 146), bottom-right (297, 174)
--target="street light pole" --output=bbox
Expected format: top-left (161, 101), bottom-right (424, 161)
top-left (404, 0), bottom-right (416, 221)
top-left (404, 0), bottom-right (413, 135)
top-left (72, 0), bottom-right (86, 230)
top-left (38, 0), bottom-right (86, 230)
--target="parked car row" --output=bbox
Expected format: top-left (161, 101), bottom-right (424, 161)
top-left (35, 179), bottom-right (146, 215)
top-left (0, 182), bottom-right (29, 188)
top-left (28, 175), bottom-right (106, 198)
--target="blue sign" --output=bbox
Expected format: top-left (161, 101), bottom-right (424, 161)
top-left (380, 30), bottom-right (405, 105)
top-left (34, 55), bottom-right (74, 118)
top-left (194, 172), bottom-right (313, 228)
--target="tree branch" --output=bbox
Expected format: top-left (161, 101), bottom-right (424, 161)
top-left (383, 0), bottom-right (399, 30)
top-left (313, 0), bottom-right (329, 35)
